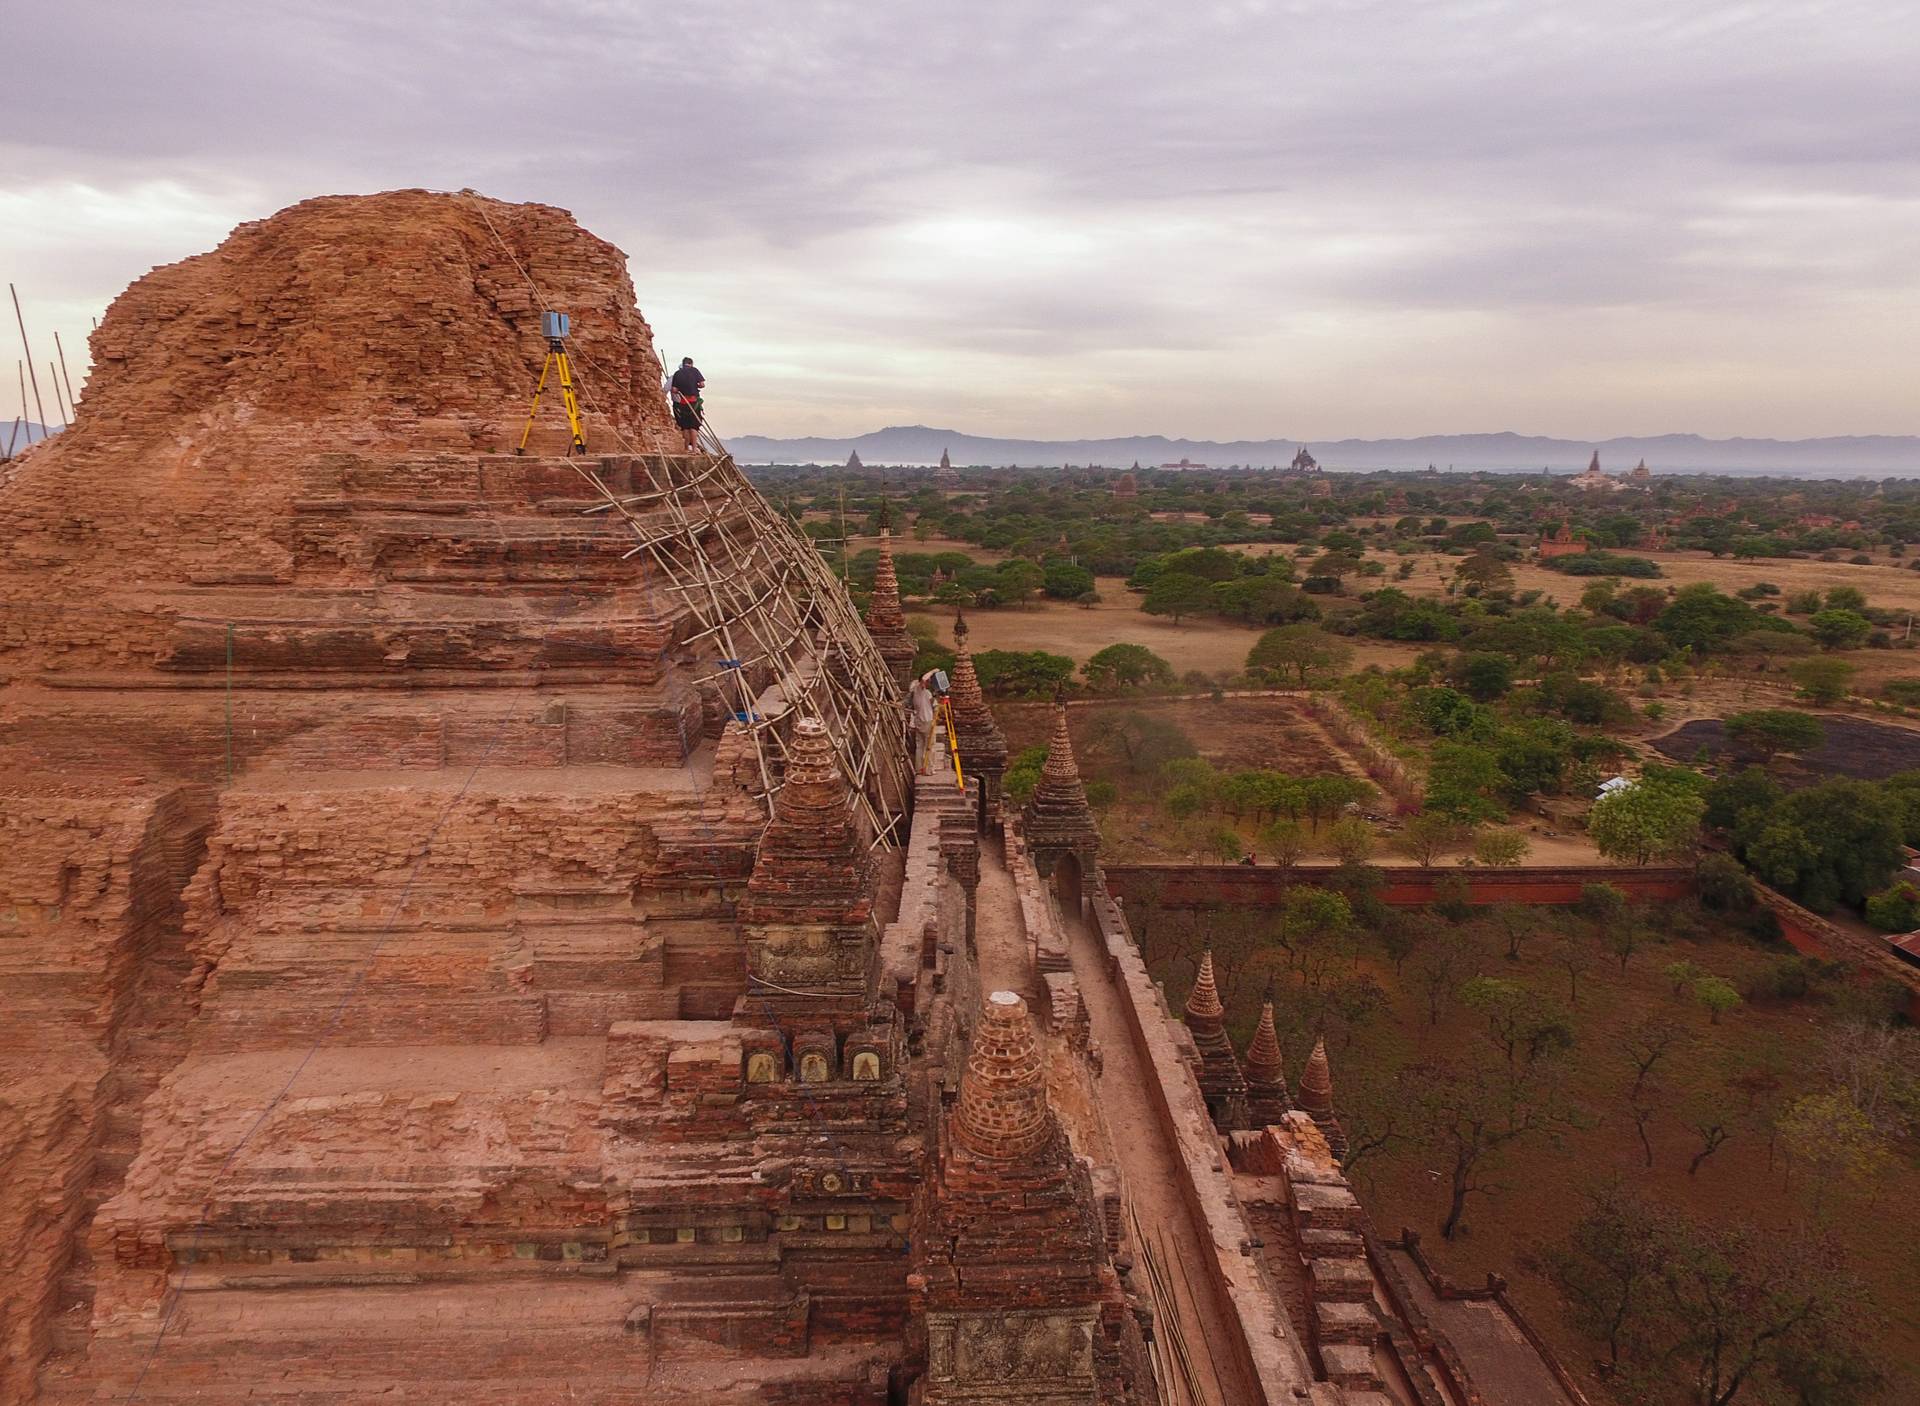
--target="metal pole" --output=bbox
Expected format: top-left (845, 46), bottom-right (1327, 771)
top-left (9, 285), bottom-right (47, 431)
top-left (54, 331), bottom-right (77, 418)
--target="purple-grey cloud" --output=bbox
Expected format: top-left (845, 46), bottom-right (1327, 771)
top-left (3, 0), bottom-right (1917, 440)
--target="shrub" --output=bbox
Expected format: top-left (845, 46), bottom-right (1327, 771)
top-left (1787, 657), bottom-right (1855, 706)
top-left (1864, 883), bottom-right (1920, 933)
top-left (1003, 745), bottom-right (1048, 804)
top-left (1695, 853), bottom-right (1755, 910)
top-left (1544, 551), bottom-right (1662, 578)
top-left (1473, 828), bottom-right (1530, 867)
top-left (1691, 974), bottom-right (1743, 1023)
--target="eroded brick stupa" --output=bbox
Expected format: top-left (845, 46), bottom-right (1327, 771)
top-left (0, 190), bottom-right (1056, 1404)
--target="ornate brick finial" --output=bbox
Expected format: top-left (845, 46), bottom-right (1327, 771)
top-left (946, 611), bottom-right (1005, 790)
top-left (1298, 1034), bottom-right (1346, 1157)
top-left (1185, 948), bottom-right (1225, 1027)
top-left (863, 528), bottom-right (915, 689)
top-left (739, 717), bottom-right (878, 1008)
top-left (1245, 995), bottom-right (1284, 1084)
top-left (744, 717), bottom-right (870, 923)
top-left (1182, 947), bottom-right (1248, 1131)
top-left (1297, 1036), bottom-right (1334, 1114)
top-left (1036, 702), bottom-right (1085, 794)
top-left (952, 991), bottom-right (1052, 1161)
top-left (1022, 702), bottom-right (1099, 885)
top-left (1244, 987), bottom-right (1291, 1124)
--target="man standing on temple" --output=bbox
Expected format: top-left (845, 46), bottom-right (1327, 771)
top-left (908, 674), bottom-right (936, 774)
top-left (669, 356), bottom-right (705, 451)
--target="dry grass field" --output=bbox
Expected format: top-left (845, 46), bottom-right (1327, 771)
top-left (923, 582), bottom-right (1265, 677)
top-left (1144, 905), bottom-right (1920, 1406)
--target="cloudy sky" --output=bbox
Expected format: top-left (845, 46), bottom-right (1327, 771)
top-left (5, 1), bottom-right (1917, 441)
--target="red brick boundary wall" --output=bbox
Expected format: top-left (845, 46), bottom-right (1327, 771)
top-left (1755, 886), bottom-right (1920, 1021)
top-left (1394, 1229), bottom-right (1594, 1406)
top-left (1103, 863), bottom-right (1695, 910)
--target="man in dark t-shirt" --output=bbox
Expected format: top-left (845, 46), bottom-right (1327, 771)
top-left (669, 357), bottom-right (704, 451)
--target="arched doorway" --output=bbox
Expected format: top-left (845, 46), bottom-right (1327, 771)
top-left (1051, 852), bottom-right (1083, 916)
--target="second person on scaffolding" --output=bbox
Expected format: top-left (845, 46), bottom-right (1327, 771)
top-left (670, 356), bottom-right (705, 452)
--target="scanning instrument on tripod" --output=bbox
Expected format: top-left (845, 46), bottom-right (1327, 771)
top-left (924, 669), bottom-right (965, 789)
top-left (515, 310), bottom-right (587, 456)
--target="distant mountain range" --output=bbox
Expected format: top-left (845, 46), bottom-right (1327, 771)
top-left (727, 426), bottom-right (1920, 475)
top-left (3, 421), bottom-right (57, 454)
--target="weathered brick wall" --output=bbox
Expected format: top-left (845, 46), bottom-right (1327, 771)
top-left (1083, 881), bottom-right (1320, 1399)
top-left (0, 786), bottom-right (212, 1401)
top-left (178, 783), bottom-right (758, 1049)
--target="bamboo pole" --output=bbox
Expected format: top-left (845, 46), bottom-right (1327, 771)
top-left (17, 362), bottom-right (29, 444)
top-left (54, 331), bottom-right (77, 419)
top-left (4, 414), bottom-right (18, 459)
top-left (9, 285), bottom-right (47, 431)
top-left (49, 361), bottom-right (69, 429)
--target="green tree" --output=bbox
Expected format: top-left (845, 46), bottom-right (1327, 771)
top-left (1778, 1093), bottom-right (1895, 1220)
top-left (1425, 742), bottom-right (1508, 824)
top-left (1261, 818), bottom-right (1308, 870)
top-left (1398, 813), bottom-right (1464, 865)
top-left (1453, 548), bottom-right (1515, 595)
top-left (1307, 550), bottom-right (1362, 592)
top-left (973, 649), bottom-right (1075, 697)
top-left (1082, 643), bottom-right (1174, 693)
top-left (1141, 570), bottom-right (1215, 623)
top-left (1588, 780), bottom-right (1706, 865)
top-left (1550, 1199), bottom-right (1884, 1403)
top-left (1735, 779), bottom-right (1904, 910)
top-left (1081, 710), bottom-right (1197, 779)
top-left (1472, 827), bottom-right (1530, 867)
top-left (1655, 583), bottom-right (1758, 652)
top-left (1461, 976), bottom-right (1575, 1065)
top-left (1807, 607), bottom-right (1872, 650)
top-left (993, 558), bottom-right (1046, 604)
top-left (1002, 744), bottom-right (1048, 804)
top-left (1041, 562), bottom-right (1095, 600)
top-left (1789, 656), bottom-right (1855, 705)
top-left (1864, 883), bottom-right (1920, 932)
top-left (1703, 768), bottom-right (1784, 833)
top-left (1246, 624), bottom-right (1353, 686)
top-left (1400, 1056), bottom-right (1578, 1240)
top-left (1213, 574), bottom-right (1318, 625)
top-left (1723, 709), bottom-right (1825, 762)
top-left (1327, 816), bottom-right (1375, 864)
top-left (1692, 974), bottom-right (1743, 1024)
top-left (1452, 651), bottom-right (1516, 701)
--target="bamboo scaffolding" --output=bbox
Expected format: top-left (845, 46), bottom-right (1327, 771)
top-left (54, 330), bottom-right (77, 417)
top-left (10, 285), bottom-right (47, 431)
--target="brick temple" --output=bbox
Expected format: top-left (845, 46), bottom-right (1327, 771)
top-left (1, 190), bottom-right (1539, 1406)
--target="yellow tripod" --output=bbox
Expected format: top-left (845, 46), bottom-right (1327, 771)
top-left (515, 312), bottom-right (587, 456)
top-left (930, 694), bottom-right (965, 789)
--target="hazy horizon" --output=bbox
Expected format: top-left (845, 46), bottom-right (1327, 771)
top-left (6, 2), bottom-right (1918, 442)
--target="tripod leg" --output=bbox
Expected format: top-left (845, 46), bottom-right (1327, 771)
top-left (517, 352), bottom-right (555, 454)
top-left (555, 352), bottom-right (587, 455)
